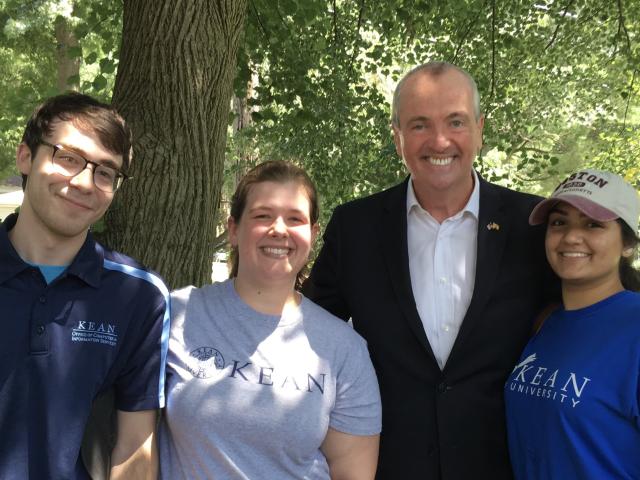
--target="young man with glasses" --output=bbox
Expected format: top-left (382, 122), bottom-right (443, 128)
top-left (0, 92), bottom-right (169, 479)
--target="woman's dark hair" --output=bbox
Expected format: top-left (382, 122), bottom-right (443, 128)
top-left (228, 160), bottom-right (319, 290)
top-left (618, 219), bottom-right (640, 291)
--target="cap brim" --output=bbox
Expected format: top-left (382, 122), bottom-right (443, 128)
top-left (529, 194), bottom-right (619, 225)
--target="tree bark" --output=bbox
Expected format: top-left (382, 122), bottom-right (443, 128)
top-left (54, 16), bottom-right (80, 92)
top-left (103, 0), bottom-right (248, 289)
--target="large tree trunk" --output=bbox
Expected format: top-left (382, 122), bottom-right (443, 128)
top-left (103, 0), bottom-right (248, 289)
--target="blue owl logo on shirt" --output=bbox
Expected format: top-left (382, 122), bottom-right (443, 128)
top-left (188, 346), bottom-right (225, 379)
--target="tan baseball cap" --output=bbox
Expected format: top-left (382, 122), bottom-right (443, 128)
top-left (529, 169), bottom-right (640, 231)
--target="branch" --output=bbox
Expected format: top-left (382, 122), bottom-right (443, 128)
top-left (513, 171), bottom-right (557, 183)
top-left (274, 3), bottom-right (293, 36)
top-left (490, 0), bottom-right (496, 100)
top-left (332, 0), bottom-right (339, 49)
top-left (451, 19), bottom-right (475, 65)
top-left (88, 10), bottom-right (118, 31)
top-left (616, 0), bottom-right (633, 54)
top-left (210, 229), bottom-right (228, 251)
top-left (545, 0), bottom-right (575, 51)
top-left (613, 0), bottom-right (636, 131)
top-left (504, 137), bottom-right (531, 163)
top-left (621, 69), bottom-right (636, 131)
top-left (611, 41), bottom-right (620, 60)
top-left (249, 0), bottom-right (269, 40)
top-left (514, 146), bottom-right (554, 155)
top-left (347, 0), bottom-right (365, 72)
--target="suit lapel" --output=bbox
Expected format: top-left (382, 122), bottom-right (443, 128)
top-left (447, 178), bottom-right (509, 364)
top-left (380, 179), bottom-right (437, 362)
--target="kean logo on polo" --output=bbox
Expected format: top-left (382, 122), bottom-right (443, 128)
top-left (71, 321), bottom-right (118, 347)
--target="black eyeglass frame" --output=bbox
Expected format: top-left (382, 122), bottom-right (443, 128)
top-left (38, 139), bottom-right (131, 192)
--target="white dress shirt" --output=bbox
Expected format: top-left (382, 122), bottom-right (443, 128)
top-left (407, 172), bottom-right (479, 370)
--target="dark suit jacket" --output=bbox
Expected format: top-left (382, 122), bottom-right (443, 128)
top-left (304, 177), bottom-right (554, 479)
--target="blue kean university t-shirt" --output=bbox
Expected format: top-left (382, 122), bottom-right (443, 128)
top-left (504, 291), bottom-right (640, 480)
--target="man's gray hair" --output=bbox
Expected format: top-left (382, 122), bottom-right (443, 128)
top-left (391, 62), bottom-right (482, 127)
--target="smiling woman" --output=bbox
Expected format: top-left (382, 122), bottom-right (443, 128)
top-left (227, 161), bottom-right (319, 293)
top-left (505, 169), bottom-right (640, 480)
top-left (228, 179), bottom-right (316, 296)
top-left (159, 161), bottom-right (382, 480)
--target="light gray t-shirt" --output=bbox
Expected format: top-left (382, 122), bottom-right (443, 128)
top-left (159, 280), bottom-right (381, 479)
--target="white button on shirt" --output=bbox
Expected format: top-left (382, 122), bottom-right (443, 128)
top-left (407, 173), bottom-right (479, 370)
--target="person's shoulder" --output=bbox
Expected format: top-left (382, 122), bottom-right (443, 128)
top-left (171, 281), bottom-right (226, 305)
top-left (481, 177), bottom-right (542, 203)
top-left (480, 177), bottom-right (543, 217)
top-left (99, 243), bottom-right (169, 297)
top-left (618, 290), bottom-right (640, 308)
top-left (603, 291), bottom-right (640, 336)
top-left (300, 296), bottom-right (367, 344)
top-left (169, 282), bottom-right (230, 334)
top-left (333, 180), bottom-right (407, 216)
top-left (482, 178), bottom-right (542, 203)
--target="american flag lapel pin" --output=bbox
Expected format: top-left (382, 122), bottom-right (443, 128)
top-left (487, 222), bottom-right (500, 231)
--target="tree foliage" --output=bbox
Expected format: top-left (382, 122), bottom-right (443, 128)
top-left (0, 0), bottom-right (638, 285)
top-left (233, 0), bottom-right (639, 219)
top-left (0, 0), bottom-right (121, 176)
top-left (0, 0), bottom-right (57, 177)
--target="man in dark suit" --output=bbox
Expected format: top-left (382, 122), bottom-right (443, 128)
top-left (304, 62), bottom-right (553, 479)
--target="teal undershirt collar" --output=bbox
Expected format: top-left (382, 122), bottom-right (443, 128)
top-left (26, 262), bottom-right (69, 284)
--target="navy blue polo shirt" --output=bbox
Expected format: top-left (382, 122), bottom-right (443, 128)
top-left (0, 214), bottom-right (170, 480)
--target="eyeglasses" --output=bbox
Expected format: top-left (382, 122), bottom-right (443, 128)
top-left (38, 140), bottom-right (130, 193)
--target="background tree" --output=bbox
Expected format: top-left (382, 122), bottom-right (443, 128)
top-left (99, 0), bottom-right (248, 288)
top-left (0, 0), bottom-right (59, 177)
top-left (0, 0), bottom-right (120, 177)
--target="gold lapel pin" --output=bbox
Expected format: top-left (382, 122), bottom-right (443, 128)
top-left (487, 222), bottom-right (500, 231)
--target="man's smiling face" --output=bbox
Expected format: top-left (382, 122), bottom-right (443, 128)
top-left (17, 119), bottom-right (123, 243)
top-left (393, 68), bottom-right (484, 205)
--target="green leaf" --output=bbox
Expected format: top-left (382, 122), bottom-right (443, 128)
top-left (85, 52), bottom-right (98, 65)
top-left (67, 46), bottom-right (83, 59)
top-left (75, 24), bottom-right (89, 39)
top-left (280, 0), bottom-right (298, 15)
top-left (99, 58), bottom-right (116, 74)
top-left (92, 75), bottom-right (108, 91)
top-left (295, 109), bottom-right (314, 121)
top-left (72, 2), bottom-right (89, 19)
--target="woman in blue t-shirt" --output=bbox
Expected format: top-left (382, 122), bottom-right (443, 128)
top-left (505, 170), bottom-right (640, 480)
top-left (504, 168), bottom-right (640, 479)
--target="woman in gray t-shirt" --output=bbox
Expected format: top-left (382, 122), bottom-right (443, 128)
top-left (159, 161), bottom-right (382, 479)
